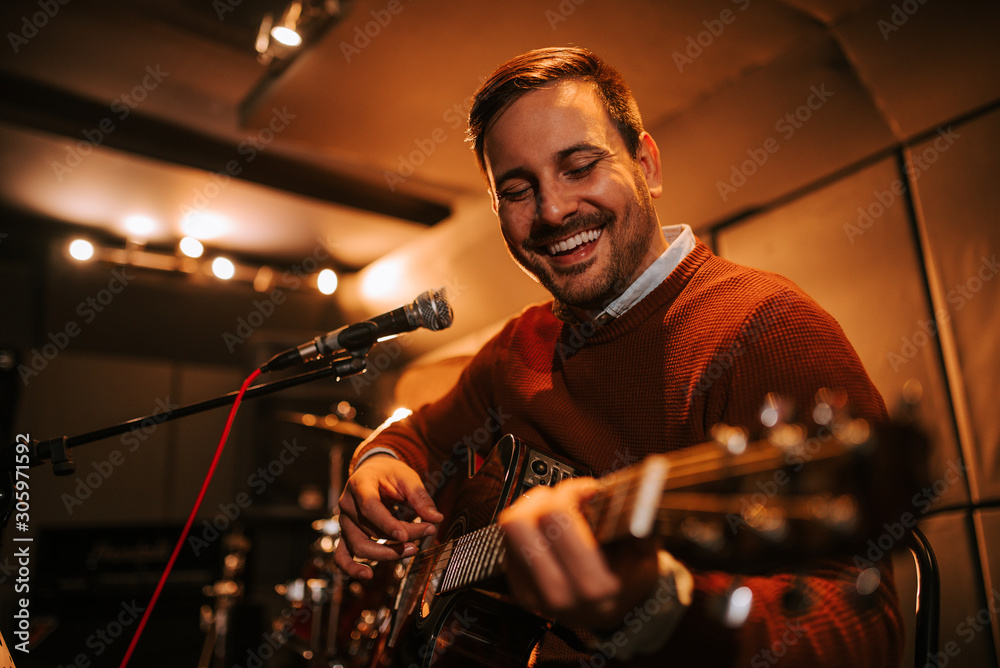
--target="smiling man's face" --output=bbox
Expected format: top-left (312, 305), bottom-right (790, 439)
top-left (483, 79), bottom-right (665, 313)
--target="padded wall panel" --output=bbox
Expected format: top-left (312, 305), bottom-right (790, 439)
top-left (909, 109), bottom-right (1000, 503)
top-left (168, 364), bottom-right (250, 521)
top-left (834, 0), bottom-right (1000, 140)
top-left (13, 352), bottom-right (174, 525)
top-left (920, 511), bottom-right (997, 668)
top-left (974, 508), bottom-right (1000, 665)
top-left (715, 156), bottom-right (967, 510)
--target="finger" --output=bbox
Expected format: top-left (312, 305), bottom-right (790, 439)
top-left (348, 476), bottom-right (418, 542)
top-left (340, 513), bottom-right (419, 563)
top-left (398, 477), bottom-right (444, 525)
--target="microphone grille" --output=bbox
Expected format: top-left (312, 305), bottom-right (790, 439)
top-left (415, 288), bottom-right (454, 331)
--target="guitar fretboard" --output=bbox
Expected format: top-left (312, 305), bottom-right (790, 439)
top-left (439, 524), bottom-right (506, 593)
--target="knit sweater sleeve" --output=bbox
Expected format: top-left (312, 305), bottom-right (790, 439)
top-left (644, 287), bottom-right (904, 667)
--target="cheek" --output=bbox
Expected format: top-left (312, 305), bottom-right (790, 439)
top-left (498, 210), bottom-right (532, 245)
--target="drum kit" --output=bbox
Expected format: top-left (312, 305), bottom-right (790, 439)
top-left (268, 409), bottom-right (399, 668)
top-left (200, 359), bottom-right (470, 667)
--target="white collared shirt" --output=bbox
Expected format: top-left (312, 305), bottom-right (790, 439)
top-left (590, 224), bottom-right (696, 326)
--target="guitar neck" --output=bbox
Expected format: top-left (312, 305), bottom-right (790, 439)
top-left (435, 416), bottom-right (920, 592)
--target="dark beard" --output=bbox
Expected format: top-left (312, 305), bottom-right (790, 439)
top-left (506, 192), bottom-right (658, 312)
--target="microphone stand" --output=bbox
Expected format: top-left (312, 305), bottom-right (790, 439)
top-left (0, 348), bottom-right (372, 665)
top-left (2, 350), bottom-right (369, 479)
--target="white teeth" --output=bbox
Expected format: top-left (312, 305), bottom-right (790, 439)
top-left (548, 228), bottom-right (601, 255)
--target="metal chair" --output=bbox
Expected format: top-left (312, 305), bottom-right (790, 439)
top-left (905, 525), bottom-right (940, 668)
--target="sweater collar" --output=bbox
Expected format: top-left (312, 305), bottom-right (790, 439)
top-left (552, 224), bottom-right (697, 326)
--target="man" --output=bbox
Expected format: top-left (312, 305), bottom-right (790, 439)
top-left (334, 47), bottom-right (902, 666)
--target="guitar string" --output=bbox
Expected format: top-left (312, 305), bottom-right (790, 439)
top-left (373, 437), bottom-right (810, 584)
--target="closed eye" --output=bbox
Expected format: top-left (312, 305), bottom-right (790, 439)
top-left (499, 186), bottom-right (532, 202)
top-left (567, 160), bottom-right (599, 178)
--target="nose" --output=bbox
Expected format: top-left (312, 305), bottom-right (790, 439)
top-left (536, 177), bottom-right (579, 227)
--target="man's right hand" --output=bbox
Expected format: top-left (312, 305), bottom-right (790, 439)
top-left (334, 454), bottom-right (443, 579)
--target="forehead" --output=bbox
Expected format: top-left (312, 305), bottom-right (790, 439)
top-left (482, 80), bottom-right (619, 179)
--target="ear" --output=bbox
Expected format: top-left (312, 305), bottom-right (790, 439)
top-left (635, 132), bottom-right (663, 199)
top-left (489, 186), bottom-right (499, 215)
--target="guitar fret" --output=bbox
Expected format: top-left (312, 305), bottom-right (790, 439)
top-left (465, 530), bottom-right (480, 587)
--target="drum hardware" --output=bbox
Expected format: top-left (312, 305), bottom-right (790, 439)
top-left (197, 528), bottom-right (251, 668)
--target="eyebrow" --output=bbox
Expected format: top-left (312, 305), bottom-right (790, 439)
top-left (493, 141), bottom-right (607, 188)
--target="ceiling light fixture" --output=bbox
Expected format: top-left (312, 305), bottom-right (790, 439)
top-left (255, 0), bottom-right (340, 65)
top-left (271, 1), bottom-right (303, 47)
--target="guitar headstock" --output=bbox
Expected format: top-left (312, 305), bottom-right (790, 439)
top-left (590, 390), bottom-right (930, 573)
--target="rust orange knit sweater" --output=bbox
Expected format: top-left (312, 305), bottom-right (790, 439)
top-left (351, 242), bottom-right (903, 667)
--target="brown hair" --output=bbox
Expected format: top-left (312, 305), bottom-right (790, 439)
top-left (467, 47), bottom-right (644, 174)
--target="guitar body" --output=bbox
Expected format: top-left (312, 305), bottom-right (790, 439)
top-left (376, 435), bottom-right (587, 668)
top-left (355, 412), bottom-right (927, 668)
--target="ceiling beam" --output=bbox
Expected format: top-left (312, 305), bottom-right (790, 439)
top-left (0, 70), bottom-right (451, 225)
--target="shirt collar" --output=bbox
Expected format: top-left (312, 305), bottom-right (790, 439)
top-left (552, 224), bottom-right (696, 325)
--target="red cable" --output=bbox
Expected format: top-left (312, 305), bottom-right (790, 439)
top-left (119, 366), bottom-right (262, 668)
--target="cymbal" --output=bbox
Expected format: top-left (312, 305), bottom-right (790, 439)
top-left (275, 410), bottom-right (373, 439)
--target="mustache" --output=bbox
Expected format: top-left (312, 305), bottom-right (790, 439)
top-left (522, 210), bottom-right (614, 252)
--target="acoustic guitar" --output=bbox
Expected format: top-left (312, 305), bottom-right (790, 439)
top-left (352, 403), bottom-right (927, 668)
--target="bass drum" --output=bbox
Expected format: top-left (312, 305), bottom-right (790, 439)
top-left (273, 517), bottom-right (402, 668)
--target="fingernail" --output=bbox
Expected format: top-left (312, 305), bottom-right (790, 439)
top-left (402, 543), bottom-right (417, 557)
top-left (423, 524), bottom-right (437, 536)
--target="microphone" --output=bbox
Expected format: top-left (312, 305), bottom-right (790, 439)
top-left (260, 288), bottom-right (453, 373)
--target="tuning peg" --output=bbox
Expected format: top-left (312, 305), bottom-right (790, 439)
top-left (680, 516), bottom-right (725, 553)
top-left (759, 393), bottom-right (794, 429)
top-left (711, 423), bottom-right (749, 455)
top-left (812, 387), bottom-right (849, 427)
top-left (740, 502), bottom-right (788, 542)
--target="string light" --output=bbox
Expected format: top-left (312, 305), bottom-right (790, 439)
top-left (317, 268), bottom-right (338, 295)
top-left (212, 257), bottom-right (236, 280)
top-left (179, 236), bottom-right (204, 258)
top-left (68, 239), bottom-right (95, 261)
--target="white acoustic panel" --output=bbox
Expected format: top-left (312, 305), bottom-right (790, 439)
top-left (920, 511), bottom-right (998, 668)
top-left (910, 109), bottom-right (1000, 503)
top-left (715, 156), bottom-right (967, 510)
